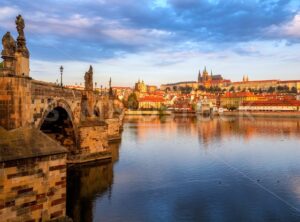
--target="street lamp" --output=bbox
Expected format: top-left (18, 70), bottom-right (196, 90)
top-left (60, 65), bottom-right (64, 87)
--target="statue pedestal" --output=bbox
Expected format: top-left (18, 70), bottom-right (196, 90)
top-left (15, 52), bottom-right (29, 77)
top-left (0, 53), bottom-right (16, 76)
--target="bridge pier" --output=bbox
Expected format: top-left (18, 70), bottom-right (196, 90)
top-left (68, 120), bottom-right (111, 164)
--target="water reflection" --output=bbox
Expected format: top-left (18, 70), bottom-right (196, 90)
top-left (67, 141), bottom-right (120, 222)
top-left (67, 116), bottom-right (300, 221)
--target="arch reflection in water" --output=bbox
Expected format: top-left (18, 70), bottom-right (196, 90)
top-left (66, 141), bottom-right (120, 222)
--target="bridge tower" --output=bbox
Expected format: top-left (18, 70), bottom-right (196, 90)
top-left (0, 15), bottom-right (31, 129)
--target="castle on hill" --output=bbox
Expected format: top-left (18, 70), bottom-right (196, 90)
top-left (160, 66), bottom-right (230, 91)
top-left (197, 66), bottom-right (231, 88)
top-left (160, 66), bottom-right (300, 93)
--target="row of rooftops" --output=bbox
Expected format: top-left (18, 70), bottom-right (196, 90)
top-left (241, 100), bottom-right (300, 106)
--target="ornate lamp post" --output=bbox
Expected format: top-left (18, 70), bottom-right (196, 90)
top-left (60, 65), bottom-right (63, 87)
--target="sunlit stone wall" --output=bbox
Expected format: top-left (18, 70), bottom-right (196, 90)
top-left (0, 154), bottom-right (67, 222)
top-left (106, 118), bottom-right (121, 141)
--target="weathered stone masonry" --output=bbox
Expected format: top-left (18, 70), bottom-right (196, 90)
top-left (0, 128), bottom-right (69, 222)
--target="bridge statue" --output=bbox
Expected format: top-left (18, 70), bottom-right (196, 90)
top-left (15, 14), bottom-right (29, 58)
top-left (1, 32), bottom-right (16, 75)
top-left (2, 32), bottom-right (16, 56)
top-left (16, 15), bottom-right (25, 37)
top-left (0, 15), bottom-right (124, 164)
top-left (84, 65), bottom-right (93, 91)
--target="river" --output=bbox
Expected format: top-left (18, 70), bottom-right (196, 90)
top-left (67, 116), bottom-right (300, 222)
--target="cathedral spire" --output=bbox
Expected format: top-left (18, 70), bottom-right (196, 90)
top-left (198, 70), bottom-right (202, 82)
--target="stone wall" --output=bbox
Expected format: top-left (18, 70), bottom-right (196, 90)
top-left (0, 76), bottom-right (31, 129)
top-left (0, 153), bottom-right (68, 222)
top-left (105, 118), bottom-right (121, 141)
top-left (67, 121), bottom-right (110, 163)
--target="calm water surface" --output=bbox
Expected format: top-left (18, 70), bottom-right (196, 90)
top-left (67, 116), bottom-right (300, 222)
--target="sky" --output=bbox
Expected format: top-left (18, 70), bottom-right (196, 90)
top-left (1, 0), bottom-right (300, 87)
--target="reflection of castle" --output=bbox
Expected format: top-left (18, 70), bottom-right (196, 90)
top-left (125, 116), bottom-right (300, 146)
top-left (196, 117), bottom-right (300, 145)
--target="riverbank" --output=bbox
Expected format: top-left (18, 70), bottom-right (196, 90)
top-left (125, 110), bottom-right (172, 115)
top-left (221, 111), bottom-right (300, 118)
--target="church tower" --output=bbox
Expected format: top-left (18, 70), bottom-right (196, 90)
top-left (202, 66), bottom-right (209, 81)
top-left (198, 70), bottom-right (202, 83)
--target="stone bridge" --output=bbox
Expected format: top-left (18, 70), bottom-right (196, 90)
top-left (0, 15), bottom-right (123, 164)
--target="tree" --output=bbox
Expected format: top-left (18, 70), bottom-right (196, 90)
top-left (0, 61), bottom-right (3, 69)
top-left (291, 87), bottom-right (297, 94)
top-left (127, 93), bottom-right (139, 110)
top-left (267, 86), bottom-right (275, 93)
top-left (198, 85), bottom-right (206, 91)
top-left (276, 85), bottom-right (283, 92)
top-left (229, 86), bottom-right (235, 92)
top-left (277, 85), bottom-right (289, 93)
top-left (180, 86), bottom-right (192, 94)
top-left (283, 85), bottom-right (289, 92)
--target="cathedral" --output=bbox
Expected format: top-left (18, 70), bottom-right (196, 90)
top-left (198, 66), bottom-right (229, 88)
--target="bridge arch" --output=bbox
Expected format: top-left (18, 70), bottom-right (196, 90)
top-left (39, 99), bottom-right (78, 153)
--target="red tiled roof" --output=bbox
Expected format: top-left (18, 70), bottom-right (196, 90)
top-left (139, 96), bottom-right (165, 103)
top-left (222, 92), bottom-right (255, 98)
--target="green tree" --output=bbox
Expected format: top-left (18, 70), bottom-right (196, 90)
top-left (0, 61), bottom-right (3, 69)
top-left (276, 85), bottom-right (283, 92)
top-left (127, 93), bottom-right (139, 110)
top-left (198, 85), bottom-right (206, 91)
top-left (229, 86), bottom-right (235, 92)
top-left (277, 85), bottom-right (290, 93)
top-left (283, 85), bottom-right (289, 92)
top-left (291, 87), bottom-right (297, 94)
top-left (267, 86), bottom-right (275, 93)
top-left (180, 86), bottom-right (192, 94)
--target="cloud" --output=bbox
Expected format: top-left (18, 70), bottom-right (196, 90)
top-left (0, 6), bottom-right (20, 29)
top-left (1, 0), bottom-right (300, 63)
top-left (267, 12), bottom-right (300, 38)
top-left (0, 6), bottom-right (19, 20)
